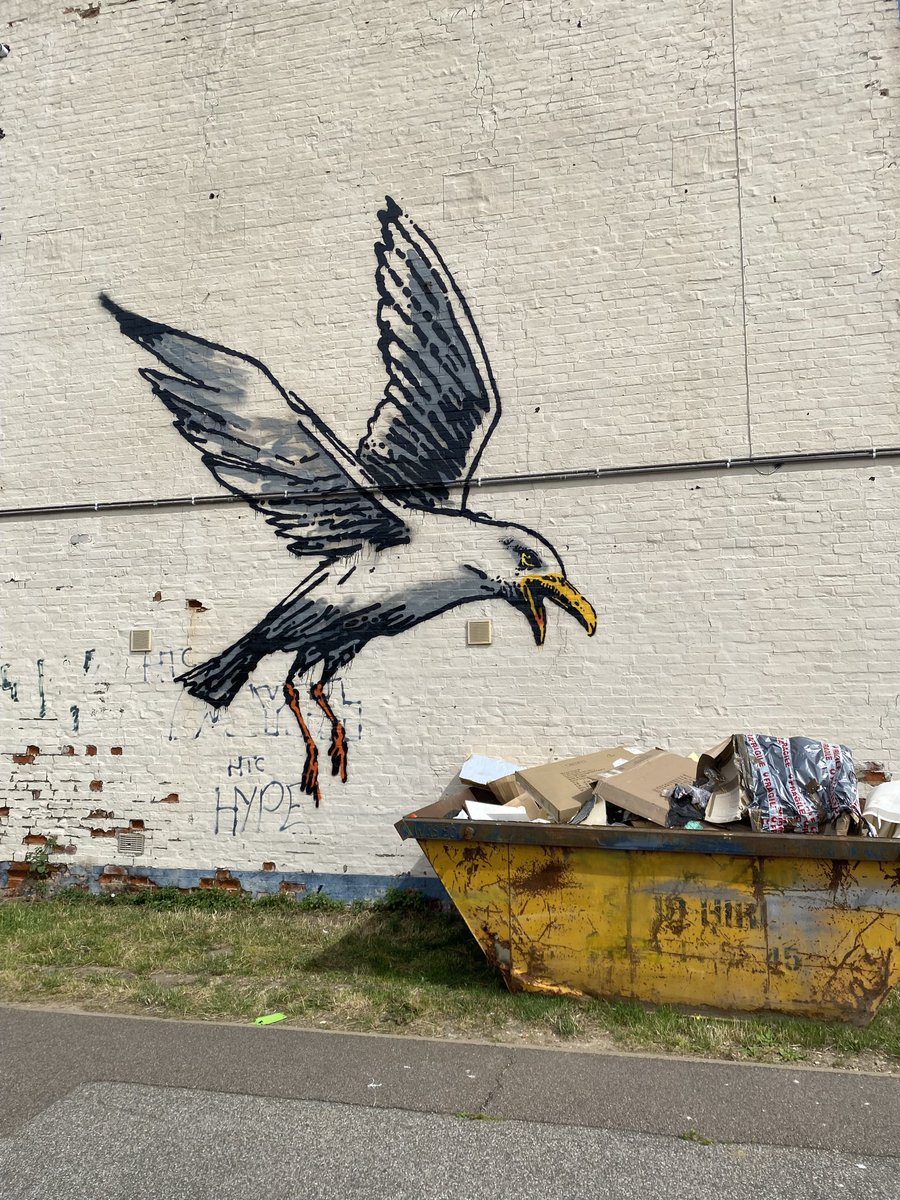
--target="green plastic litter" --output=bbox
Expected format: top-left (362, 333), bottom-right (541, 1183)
top-left (255, 1013), bottom-right (287, 1025)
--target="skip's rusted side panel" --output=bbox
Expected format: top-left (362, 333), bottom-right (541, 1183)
top-left (415, 832), bottom-right (900, 1024)
top-left (418, 839), bottom-right (513, 982)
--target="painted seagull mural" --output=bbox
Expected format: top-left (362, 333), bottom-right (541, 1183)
top-left (100, 197), bottom-right (597, 804)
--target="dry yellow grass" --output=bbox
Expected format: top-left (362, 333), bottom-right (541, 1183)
top-left (0, 889), bottom-right (897, 1071)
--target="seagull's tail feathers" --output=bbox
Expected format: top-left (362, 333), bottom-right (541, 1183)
top-left (176, 630), bottom-right (266, 709)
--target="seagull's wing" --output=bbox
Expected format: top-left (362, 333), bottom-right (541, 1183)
top-left (101, 294), bottom-right (409, 559)
top-left (356, 197), bottom-right (501, 512)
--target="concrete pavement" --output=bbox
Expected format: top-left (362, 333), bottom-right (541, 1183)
top-left (2, 1083), bottom-right (898, 1200)
top-left (0, 1006), bottom-right (898, 1198)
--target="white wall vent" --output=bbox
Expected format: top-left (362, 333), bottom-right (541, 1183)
top-left (117, 831), bottom-right (146, 855)
top-left (466, 619), bottom-right (493, 646)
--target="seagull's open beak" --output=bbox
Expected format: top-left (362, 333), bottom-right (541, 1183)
top-left (518, 573), bottom-right (597, 646)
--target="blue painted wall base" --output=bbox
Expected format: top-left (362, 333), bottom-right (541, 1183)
top-left (0, 861), bottom-right (450, 904)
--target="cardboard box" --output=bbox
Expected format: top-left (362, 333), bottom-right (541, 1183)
top-left (705, 785), bottom-right (743, 824)
top-left (593, 749), bottom-right (696, 826)
top-left (695, 737), bottom-right (744, 824)
top-left (515, 747), bottom-right (640, 822)
top-left (489, 773), bottom-right (524, 804)
top-left (695, 738), bottom-right (733, 785)
top-left (503, 793), bottom-right (546, 821)
top-left (438, 788), bottom-right (481, 819)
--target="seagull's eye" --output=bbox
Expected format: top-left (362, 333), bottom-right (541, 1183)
top-left (519, 550), bottom-right (541, 571)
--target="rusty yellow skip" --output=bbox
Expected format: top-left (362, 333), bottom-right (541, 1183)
top-left (396, 798), bottom-right (900, 1025)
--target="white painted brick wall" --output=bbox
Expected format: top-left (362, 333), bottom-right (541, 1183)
top-left (1, 0), bottom-right (898, 886)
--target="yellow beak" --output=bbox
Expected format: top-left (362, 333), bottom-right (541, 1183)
top-left (518, 572), bottom-right (597, 646)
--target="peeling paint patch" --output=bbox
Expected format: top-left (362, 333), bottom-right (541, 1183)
top-left (200, 868), bottom-right (244, 893)
top-left (4, 864), bottom-right (31, 890)
top-left (89, 819), bottom-right (144, 839)
top-left (96, 865), bottom-right (157, 890)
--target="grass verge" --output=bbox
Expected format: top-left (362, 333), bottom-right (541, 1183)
top-left (0, 887), bottom-right (897, 1071)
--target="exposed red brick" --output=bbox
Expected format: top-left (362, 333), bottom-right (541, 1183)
top-left (4, 863), bottom-right (30, 892)
top-left (158, 792), bottom-right (179, 804)
top-left (186, 598), bottom-right (208, 611)
top-left (111, 747), bottom-right (123, 756)
top-left (85, 745), bottom-right (97, 757)
top-left (26, 745), bottom-right (40, 757)
top-left (22, 834), bottom-right (48, 845)
top-left (129, 819), bottom-right (145, 830)
top-left (121, 874), bottom-right (157, 890)
top-left (12, 753), bottom-right (35, 765)
top-left (87, 809), bottom-right (113, 819)
top-left (90, 828), bottom-right (117, 838)
top-left (262, 861), bottom-right (276, 872)
top-left (63, 745), bottom-right (76, 756)
top-left (199, 868), bottom-right (244, 893)
top-left (31, 790), bottom-right (41, 800)
top-left (97, 870), bottom-right (157, 892)
top-left (0, 807), bottom-right (9, 818)
top-left (152, 591), bottom-right (162, 602)
top-left (89, 780), bottom-right (103, 792)
top-left (279, 880), bottom-right (307, 893)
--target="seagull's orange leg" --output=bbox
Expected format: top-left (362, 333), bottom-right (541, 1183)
top-left (311, 682), bottom-right (348, 782)
top-left (283, 678), bottom-right (321, 806)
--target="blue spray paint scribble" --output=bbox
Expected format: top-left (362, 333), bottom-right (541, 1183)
top-left (70, 704), bottom-right (80, 732)
top-left (36, 659), bottom-right (46, 718)
top-left (83, 649), bottom-right (95, 673)
top-left (0, 664), bottom-right (18, 703)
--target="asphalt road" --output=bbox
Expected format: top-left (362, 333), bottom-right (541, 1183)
top-left (1, 1006), bottom-right (898, 1199)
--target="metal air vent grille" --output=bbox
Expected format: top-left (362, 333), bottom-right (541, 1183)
top-left (117, 831), bottom-right (146, 855)
top-left (466, 619), bottom-right (493, 646)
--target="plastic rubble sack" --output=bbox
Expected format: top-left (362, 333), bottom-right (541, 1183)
top-left (665, 782), bottom-right (713, 828)
top-left (734, 734), bottom-right (860, 834)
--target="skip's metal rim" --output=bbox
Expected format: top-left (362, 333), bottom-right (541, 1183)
top-left (396, 798), bottom-right (900, 862)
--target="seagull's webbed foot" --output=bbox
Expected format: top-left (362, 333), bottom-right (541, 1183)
top-left (283, 678), bottom-right (321, 806)
top-left (311, 682), bottom-right (348, 782)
